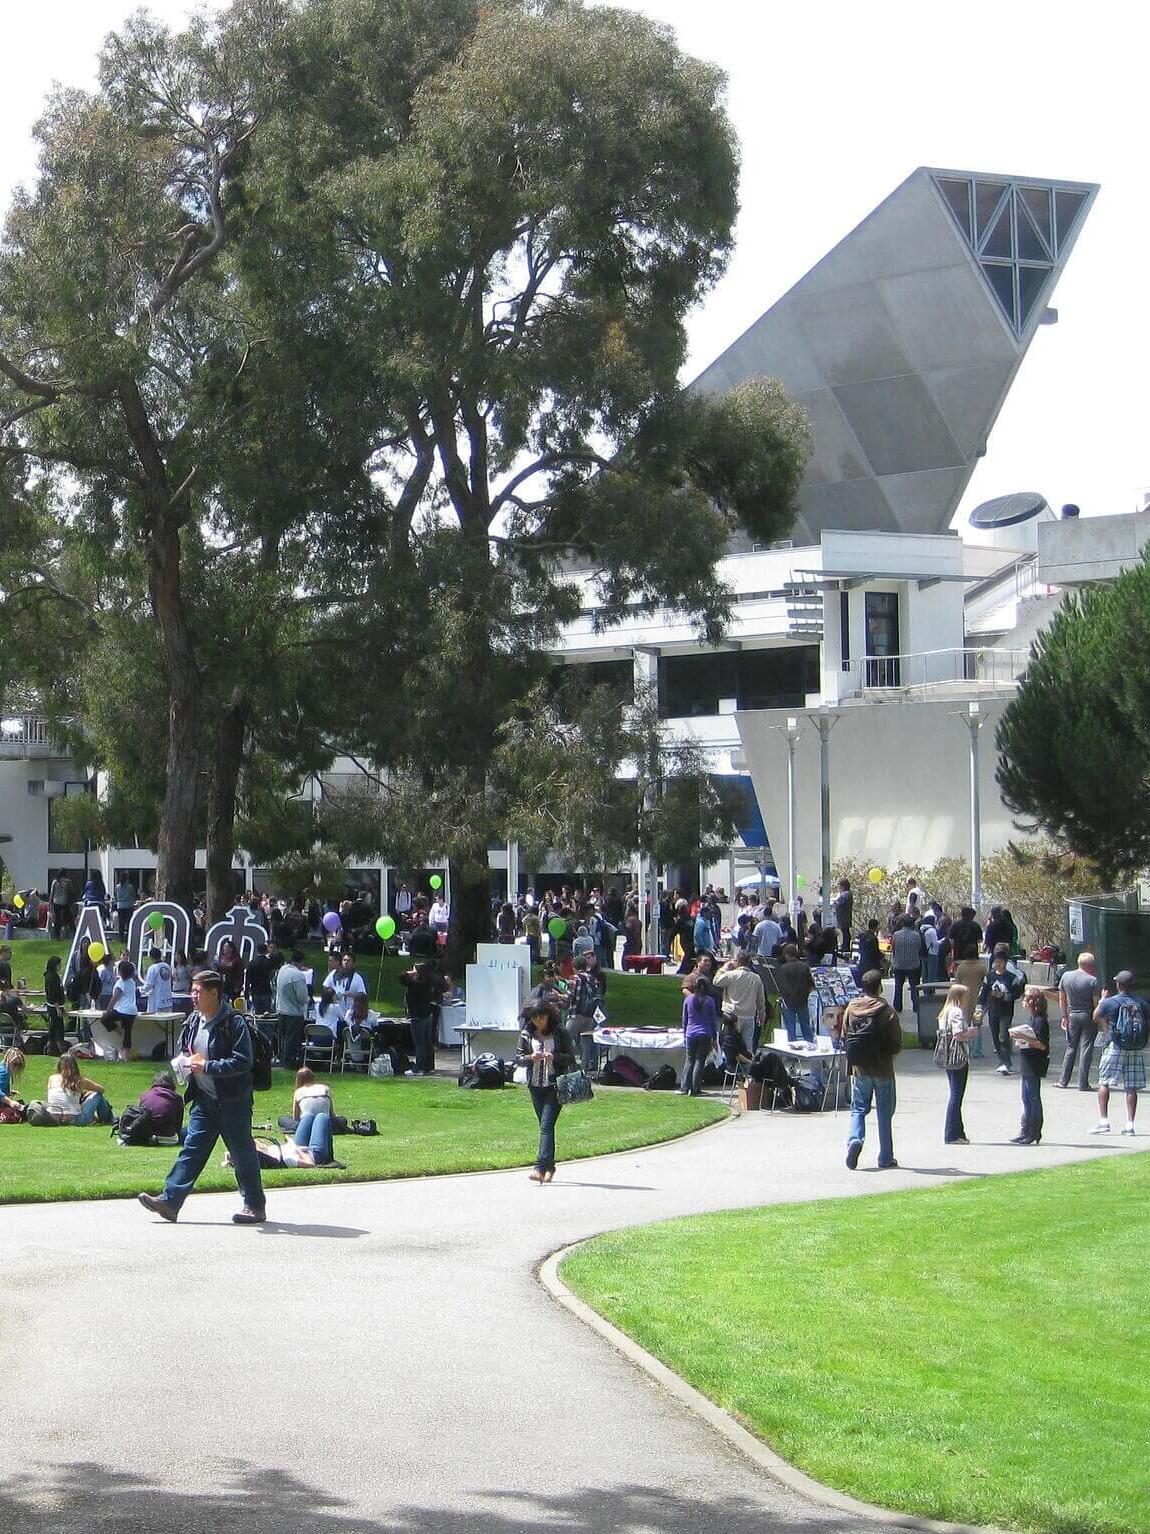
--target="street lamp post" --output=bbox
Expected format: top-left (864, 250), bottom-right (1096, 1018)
top-left (964, 702), bottom-right (984, 911)
top-left (815, 707), bottom-right (837, 929)
top-left (785, 717), bottom-right (799, 909)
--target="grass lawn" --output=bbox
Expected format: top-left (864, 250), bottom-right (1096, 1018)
top-left (0, 1056), bottom-right (724, 1204)
top-left (562, 1155), bottom-right (1150, 1534)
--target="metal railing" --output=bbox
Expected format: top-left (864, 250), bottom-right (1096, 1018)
top-left (848, 648), bottom-right (1028, 696)
top-left (0, 715), bottom-right (59, 756)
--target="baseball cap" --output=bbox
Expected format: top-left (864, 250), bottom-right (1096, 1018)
top-left (1115, 969), bottom-right (1135, 987)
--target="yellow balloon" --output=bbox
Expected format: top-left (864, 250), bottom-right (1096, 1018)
top-left (13, 895), bottom-right (25, 909)
top-left (87, 941), bottom-right (106, 963)
top-left (867, 867), bottom-right (886, 885)
top-left (232, 995), bottom-right (246, 1013)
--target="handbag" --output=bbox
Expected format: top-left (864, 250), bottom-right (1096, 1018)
top-left (368, 1055), bottom-right (394, 1078)
top-left (555, 1069), bottom-right (594, 1106)
top-left (933, 1027), bottom-right (969, 1071)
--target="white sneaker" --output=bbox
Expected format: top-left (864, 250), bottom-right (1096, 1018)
top-left (1122, 1125), bottom-right (1136, 1136)
top-left (996, 1064), bottom-right (1011, 1075)
top-left (1090, 1122), bottom-right (1111, 1134)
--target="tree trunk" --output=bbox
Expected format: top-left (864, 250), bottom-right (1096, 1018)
top-left (205, 698), bottom-right (248, 923)
top-left (447, 848), bottom-right (494, 977)
top-left (146, 516), bottom-right (202, 910)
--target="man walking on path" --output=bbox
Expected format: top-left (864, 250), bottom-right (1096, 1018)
top-left (138, 969), bottom-right (266, 1224)
top-left (1057, 951), bottom-right (1103, 1090)
top-left (840, 969), bottom-right (902, 1170)
top-left (1090, 970), bottom-right (1149, 1136)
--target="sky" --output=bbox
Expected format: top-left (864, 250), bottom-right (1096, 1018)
top-left (1, 0), bottom-right (1145, 526)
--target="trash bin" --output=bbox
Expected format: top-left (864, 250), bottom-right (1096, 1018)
top-left (914, 983), bottom-right (949, 1048)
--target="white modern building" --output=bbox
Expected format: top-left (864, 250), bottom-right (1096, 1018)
top-left (3, 165), bottom-right (1134, 909)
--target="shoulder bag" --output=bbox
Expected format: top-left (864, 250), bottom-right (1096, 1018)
top-left (555, 1069), bottom-right (594, 1106)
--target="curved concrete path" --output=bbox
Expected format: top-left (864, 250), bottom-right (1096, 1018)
top-left (0, 1050), bottom-right (1139, 1534)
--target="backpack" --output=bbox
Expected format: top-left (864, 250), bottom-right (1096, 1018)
top-left (791, 1073), bottom-right (823, 1113)
top-left (473, 1052), bottom-right (506, 1089)
top-left (246, 1019), bottom-right (273, 1091)
top-left (113, 1104), bottom-right (155, 1146)
top-left (643, 1064), bottom-right (677, 1091)
top-left (1111, 998), bottom-right (1150, 1051)
top-left (843, 1003), bottom-right (897, 1072)
top-left (349, 1118), bottom-right (378, 1136)
top-left (610, 1054), bottom-right (648, 1087)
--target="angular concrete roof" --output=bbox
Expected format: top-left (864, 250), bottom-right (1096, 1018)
top-left (691, 167), bottom-right (1098, 541)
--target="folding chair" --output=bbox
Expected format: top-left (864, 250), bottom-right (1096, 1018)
top-left (721, 1057), bottom-right (747, 1105)
top-left (301, 1024), bottom-right (338, 1074)
top-left (340, 1026), bottom-right (375, 1074)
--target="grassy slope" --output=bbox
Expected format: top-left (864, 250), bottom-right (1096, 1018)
top-left (562, 1155), bottom-right (1150, 1534)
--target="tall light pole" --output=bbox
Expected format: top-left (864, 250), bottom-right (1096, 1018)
top-left (815, 707), bottom-right (837, 928)
top-left (785, 716), bottom-right (799, 908)
top-left (964, 702), bottom-right (985, 911)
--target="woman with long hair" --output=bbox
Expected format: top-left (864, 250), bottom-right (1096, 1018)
top-left (44, 1053), bottom-right (114, 1126)
top-left (290, 1067), bottom-right (336, 1164)
top-left (0, 1047), bottom-right (26, 1122)
top-left (43, 956), bottom-right (67, 1055)
top-left (1011, 988), bottom-right (1050, 1145)
top-left (936, 982), bottom-right (979, 1145)
top-left (515, 1001), bottom-right (575, 1183)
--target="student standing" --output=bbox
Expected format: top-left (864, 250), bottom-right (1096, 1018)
top-left (516, 1002), bottom-right (576, 1183)
top-left (936, 982), bottom-right (978, 1144)
top-left (680, 975), bottom-right (719, 1097)
top-left (1090, 970), bottom-right (1149, 1136)
top-left (840, 970), bottom-right (902, 1171)
top-left (1011, 988), bottom-right (1051, 1144)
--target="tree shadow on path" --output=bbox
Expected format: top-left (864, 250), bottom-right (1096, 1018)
top-left (1, 1460), bottom-right (867, 1534)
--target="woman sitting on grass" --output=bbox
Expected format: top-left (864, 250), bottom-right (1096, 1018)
top-left (42, 1053), bottom-right (114, 1126)
top-left (290, 1067), bottom-right (336, 1164)
top-left (0, 1047), bottom-right (26, 1122)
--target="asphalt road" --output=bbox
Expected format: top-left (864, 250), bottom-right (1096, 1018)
top-left (0, 1047), bottom-right (1139, 1534)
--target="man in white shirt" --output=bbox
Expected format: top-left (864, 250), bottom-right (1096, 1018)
top-left (320, 951), bottom-right (368, 1032)
top-left (714, 950), bottom-right (767, 1053)
top-left (139, 948), bottom-right (174, 1012)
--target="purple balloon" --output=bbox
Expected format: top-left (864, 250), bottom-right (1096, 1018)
top-left (322, 911), bottom-right (342, 933)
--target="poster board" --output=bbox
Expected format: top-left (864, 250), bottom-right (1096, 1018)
top-left (464, 964), bottom-right (522, 1031)
top-left (475, 943), bottom-right (531, 1008)
top-left (811, 966), bottom-right (861, 1010)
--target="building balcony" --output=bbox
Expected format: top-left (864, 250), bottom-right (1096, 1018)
top-left (838, 647), bottom-right (1027, 702)
top-left (0, 716), bottom-right (63, 759)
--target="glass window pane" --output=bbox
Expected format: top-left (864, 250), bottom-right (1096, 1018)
top-left (980, 203), bottom-right (1014, 259)
top-left (1018, 264), bottom-right (1051, 327)
top-left (936, 177), bottom-right (973, 243)
top-left (1054, 189), bottom-right (1088, 250)
top-left (1020, 186), bottom-right (1053, 250)
top-left (1016, 201), bottom-right (1049, 262)
top-left (975, 182), bottom-right (1008, 242)
top-left (981, 262), bottom-right (1017, 328)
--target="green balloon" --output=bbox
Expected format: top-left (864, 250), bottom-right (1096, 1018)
top-left (429, 874), bottom-right (443, 890)
top-left (548, 916), bottom-right (567, 940)
top-left (147, 911), bottom-right (165, 930)
top-left (376, 915), bottom-right (396, 940)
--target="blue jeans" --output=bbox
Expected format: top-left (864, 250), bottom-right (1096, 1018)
top-left (1020, 1073), bottom-right (1043, 1140)
top-left (162, 1093), bottom-right (265, 1213)
top-left (944, 1065), bottom-right (968, 1142)
top-left (680, 1036), bottom-right (711, 1096)
top-left (528, 1084), bottom-right (561, 1172)
top-left (892, 968), bottom-right (921, 1013)
top-left (782, 1005), bottom-right (813, 1044)
top-left (294, 1109), bottom-right (334, 1164)
top-left (848, 1075), bottom-right (897, 1167)
top-left (77, 1092), bottom-right (113, 1126)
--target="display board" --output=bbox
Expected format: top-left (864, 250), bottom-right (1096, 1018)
top-left (474, 943), bottom-right (531, 1007)
top-left (811, 965), bottom-right (862, 1009)
top-left (464, 963), bottom-right (522, 1031)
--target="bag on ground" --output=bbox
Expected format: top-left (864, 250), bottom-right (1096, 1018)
top-left (643, 1063), bottom-right (677, 1091)
top-left (610, 1054), bottom-right (648, 1087)
top-left (349, 1118), bottom-right (378, 1135)
top-left (113, 1103), bottom-right (155, 1146)
top-left (368, 1054), bottom-right (394, 1078)
top-left (473, 1052), bottom-right (506, 1089)
top-left (24, 1101), bottom-right (55, 1127)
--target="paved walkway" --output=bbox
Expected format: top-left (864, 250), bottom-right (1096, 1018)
top-left (0, 1045), bottom-right (1140, 1534)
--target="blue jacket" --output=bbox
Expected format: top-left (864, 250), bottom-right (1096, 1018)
top-left (177, 1005), bottom-right (253, 1103)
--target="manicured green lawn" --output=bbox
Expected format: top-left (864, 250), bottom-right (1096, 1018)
top-left (0, 1057), bottom-right (723, 1204)
top-left (562, 1156), bottom-right (1150, 1534)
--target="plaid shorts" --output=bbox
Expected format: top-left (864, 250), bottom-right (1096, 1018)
top-left (1097, 1044), bottom-right (1146, 1091)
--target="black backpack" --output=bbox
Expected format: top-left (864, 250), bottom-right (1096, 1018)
top-left (246, 1019), bottom-right (273, 1091)
top-left (474, 1052), bottom-right (506, 1089)
top-left (113, 1104), bottom-right (155, 1145)
top-left (644, 1064), bottom-right (677, 1091)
